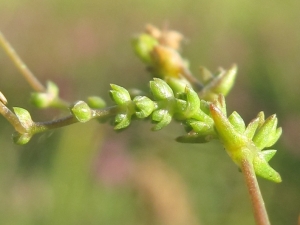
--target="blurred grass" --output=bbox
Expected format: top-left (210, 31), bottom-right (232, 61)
top-left (0, 0), bottom-right (300, 225)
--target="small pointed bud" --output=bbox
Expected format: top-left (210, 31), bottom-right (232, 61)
top-left (209, 104), bottom-right (246, 150)
top-left (151, 45), bottom-right (184, 78)
top-left (71, 101), bottom-right (92, 123)
top-left (200, 100), bottom-right (210, 115)
top-left (253, 154), bottom-right (282, 183)
top-left (260, 150), bottom-right (277, 162)
top-left (151, 109), bottom-right (172, 130)
top-left (253, 114), bottom-right (278, 150)
top-left (110, 84), bottom-right (131, 105)
top-left (132, 34), bottom-right (158, 65)
top-left (12, 132), bottom-right (32, 145)
top-left (46, 81), bottom-right (59, 96)
top-left (114, 113), bottom-right (131, 130)
top-left (214, 95), bottom-right (227, 117)
top-left (182, 86), bottom-right (200, 118)
top-left (266, 127), bottom-right (282, 148)
top-left (13, 107), bottom-right (33, 130)
top-left (244, 117), bottom-right (260, 140)
top-left (87, 96), bottom-right (106, 109)
top-left (257, 111), bottom-right (265, 128)
top-left (198, 66), bottom-right (213, 84)
top-left (133, 96), bottom-right (156, 118)
top-left (165, 77), bottom-right (191, 95)
top-left (150, 78), bottom-right (174, 100)
top-left (199, 65), bottom-right (237, 101)
top-left (228, 111), bottom-right (246, 134)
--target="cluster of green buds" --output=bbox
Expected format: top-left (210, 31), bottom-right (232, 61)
top-left (210, 102), bottom-right (282, 182)
top-left (108, 77), bottom-right (282, 182)
top-left (0, 24), bottom-right (282, 184)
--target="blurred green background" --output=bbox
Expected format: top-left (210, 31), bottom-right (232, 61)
top-left (0, 0), bottom-right (300, 224)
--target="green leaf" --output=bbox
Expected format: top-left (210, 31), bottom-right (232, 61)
top-left (253, 154), bottom-right (282, 183)
top-left (244, 117), bottom-right (260, 140)
top-left (228, 111), bottom-right (246, 134)
top-left (13, 107), bottom-right (33, 130)
top-left (253, 114), bottom-right (278, 150)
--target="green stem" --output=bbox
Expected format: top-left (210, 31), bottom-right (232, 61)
top-left (32, 105), bottom-right (119, 134)
top-left (241, 159), bottom-right (271, 225)
top-left (0, 31), bottom-right (46, 92)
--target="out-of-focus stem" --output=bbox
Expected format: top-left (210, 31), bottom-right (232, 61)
top-left (0, 31), bottom-right (46, 92)
top-left (241, 159), bottom-right (271, 225)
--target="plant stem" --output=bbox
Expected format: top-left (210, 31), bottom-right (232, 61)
top-left (0, 31), bottom-right (46, 92)
top-left (241, 159), bottom-right (271, 225)
top-left (32, 105), bottom-right (119, 133)
top-left (0, 102), bottom-right (26, 133)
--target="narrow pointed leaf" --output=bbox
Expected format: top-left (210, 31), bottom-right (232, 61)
top-left (228, 111), bottom-right (246, 134)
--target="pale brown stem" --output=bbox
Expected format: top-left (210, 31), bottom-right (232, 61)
top-left (241, 159), bottom-right (271, 225)
top-left (0, 31), bottom-right (46, 92)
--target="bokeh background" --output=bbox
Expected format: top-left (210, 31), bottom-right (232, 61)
top-left (0, 0), bottom-right (300, 225)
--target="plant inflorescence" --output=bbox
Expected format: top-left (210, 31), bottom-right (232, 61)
top-left (0, 24), bottom-right (282, 225)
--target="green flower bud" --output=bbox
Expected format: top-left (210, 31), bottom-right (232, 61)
top-left (151, 45), bottom-right (184, 78)
top-left (46, 81), bottom-right (59, 96)
top-left (133, 96), bottom-right (155, 118)
top-left (253, 153), bottom-right (282, 183)
top-left (71, 101), bottom-right (92, 123)
top-left (110, 84), bottom-right (131, 105)
top-left (12, 132), bottom-right (32, 145)
top-left (183, 86), bottom-right (200, 118)
top-left (132, 34), bottom-right (158, 65)
top-left (152, 109), bottom-right (172, 130)
top-left (114, 113), bottom-right (131, 130)
top-left (253, 114), bottom-right (278, 150)
top-left (150, 78), bottom-right (174, 100)
top-left (165, 77), bottom-right (191, 95)
top-left (13, 107), bottom-right (33, 130)
top-left (30, 81), bottom-right (59, 108)
top-left (30, 92), bottom-right (52, 108)
top-left (87, 96), bottom-right (106, 109)
top-left (228, 111), bottom-right (246, 134)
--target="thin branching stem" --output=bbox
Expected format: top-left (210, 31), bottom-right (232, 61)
top-left (32, 105), bottom-right (119, 134)
top-left (241, 159), bottom-right (271, 225)
top-left (0, 31), bottom-right (46, 92)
